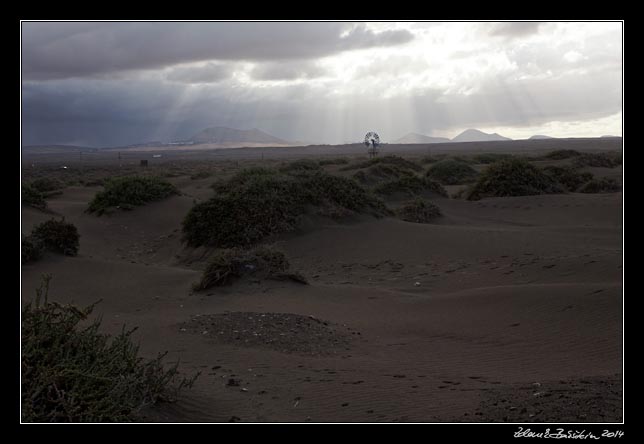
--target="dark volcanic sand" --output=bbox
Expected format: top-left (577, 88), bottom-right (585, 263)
top-left (21, 139), bottom-right (623, 423)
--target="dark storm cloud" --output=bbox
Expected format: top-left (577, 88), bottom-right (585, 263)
top-left (21, 62), bottom-right (621, 147)
top-left (20, 22), bottom-right (620, 146)
top-left (22, 22), bottom-right (415, 80)
top-left (488, 22), bottom-right (543, 38)
top-left (165, 62), bottom-right (233, 84)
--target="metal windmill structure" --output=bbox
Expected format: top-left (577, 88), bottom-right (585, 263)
top-left (364, 131), bottom-right (380, 158)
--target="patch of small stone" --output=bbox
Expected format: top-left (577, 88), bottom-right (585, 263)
top-left (179, 312), bottom-right (356, 356)
top-left (466, 374), bottom-right (622, 422)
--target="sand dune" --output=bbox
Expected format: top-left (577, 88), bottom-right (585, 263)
top-left (21, 146), bottom-right (622, 423)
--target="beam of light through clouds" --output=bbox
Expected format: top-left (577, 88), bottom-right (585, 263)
top-left (21, 21), bottom-right (622, 147)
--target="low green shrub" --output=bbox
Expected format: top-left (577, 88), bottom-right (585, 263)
top-left (419, 155), bottom-right (442, 164)
top-left (87, 176), bottom-right (179, 215)
top-left (374, 175), bottom-right (448, 197)
top-left (426, 159), bottom-right (479, 185)
top-left (22, 184), bottom-right (47, 210)
top-left (189, 171), bottom-right (212, 180)
top-left (31, 177), bottom-right (64, 193)
top-left (467, 158), bottom-right (564, 200)
top-left (22, 236), bottom-right (44, 264)
top-left (31, 218), bottom-right (80, 256)
top-left (470, 153), bottom-right (515, 164)
top-left (193, 246), bottom-right (305, 290)
top-left (540, 149), bottom-right (582, 160)
top-left (352, 163), bottom-right (416, 186)
top-left (573, 152), bottom-right (622, 168)
top-left (279, 159), bottom-right (322, 174)
top-left (541, 166), bottom-right (594, 191)
top-left (22, 276), bottom-right (198, 422)
top-left (578, 177), bottom-right (621, 193)
top-left (340, 155), bottom-right (423, 172)
top-left (185, 168), bottom-right (387, 248)
top-left (318, 158), bottom-right (349, 166)
top-left (396, 198), bottom-right (442, 223)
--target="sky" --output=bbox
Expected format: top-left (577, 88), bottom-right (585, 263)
top-left (21, 21), bottom-right (623, 147)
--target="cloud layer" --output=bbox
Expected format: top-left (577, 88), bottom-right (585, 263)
top-left (21, 21), bottom-right (622, 146)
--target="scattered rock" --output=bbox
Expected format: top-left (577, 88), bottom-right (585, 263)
top-left (179, 312), bottom-right (355, 356)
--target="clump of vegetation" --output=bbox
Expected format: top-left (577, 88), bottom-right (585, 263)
top-left (22, 183), bottom-right (47, 210)
top-left (352, 163), bottom-right (416, 186)
top-left (578, 177), bottom-right (621, 193)
top-left (193, 246), bottom-right (306, 291)
top-left (22, 275), bottom-right (198, 422)
top-left (22, 236), bottom-right (44, 264)
top-left (185, 168), bottom-right (388, 248)
top-left (396, 198), bottom-right (442, 223)
top-left (30, 218), bottom-right (80, 257)
top-left (470, 153), bottom-right (515, 164)
top-left (419, 155), bottom-right (442, 164)
top-left (279, 159), bottom-right (323, 174)
top-left (318, 157), bottom-right (349, 166)
top-left (79, 177), bottom-right (106, 187)
top-left (340, 155), bottom-right (423, 173)
top-left (30, 177), bottom-right (65, 199)
top-left (426, 159), bottom-right (479, 185)
top-left (540, 149), bottom-right (582, 160)
top-left (451, 187), bottom-right (470, 199)
top-left (374, 175), bottom-right (448, 198)
top-left (190, 171), bottom-right (211, 180)
top-left (573, 152), bottom-right (622, 168)
top-left (541, 166), bottom-right (594, 192)
top-left (467, 158), bottom-right (563, 200)
top-left (87, 176), bottom-right (179, 215)
top-left (31, 177), bottom-right (64, 193)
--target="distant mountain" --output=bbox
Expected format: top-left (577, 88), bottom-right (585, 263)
top-left (529, 135), bottom-right (555, 140)
top-left (22, 144), bottom-right (98, 153)
top-left (452, 129), bottom-right (512, 143)
top-left (600, 135), bottom-right (621, 138)
top-left (393, 133), bottom-right (451, 144)
top-left (190, 127), bottom-right (291, 145)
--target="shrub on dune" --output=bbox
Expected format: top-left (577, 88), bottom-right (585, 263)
top-left (279, 159), bottom-right (322, 174)
top-left (193, 246), bottom-right (306, 291)
top-left (374, 175), bottom-right (448, 198)
top-left (31, 177), bottom-right (64, 194)
top-left (578, 177), bottom-right (621, 193)
top-left (189, 171), bottom-right (211, 180)
top-left (22, 184), bottom-right (47, 210)
top-left (425, 159), bottom-right (479, 185)
top-left (466, 158), bottom-right (563, 200)
top-left (541, 166), bottom-right (594, 192)
top-left (86, 176), bottom-right (179, 215)
top-left (340, 155), bottom-right (423, 172)
top-left (540, 149), bottom-right (581, 160)
top-left (471, 153), bottom-right (515, 164)
top-left (30, 218), bottom-right (80, 257)
top-left (419, 155), bottom-right (442, 164)
top-left (22, 276), bottom-right (197, 422)
top-left (185, 168), bottom-right (388, 248)
top-left (396, 198), bottom-right (442, 223)
top-left (573, 152), bottom-right (622, 168)
top-left (318, 158), bottom-right (349, 166)
top-left (22, 235), bottom-right (44, 264)
top-left (352, 163), bottom-right (416, 186)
